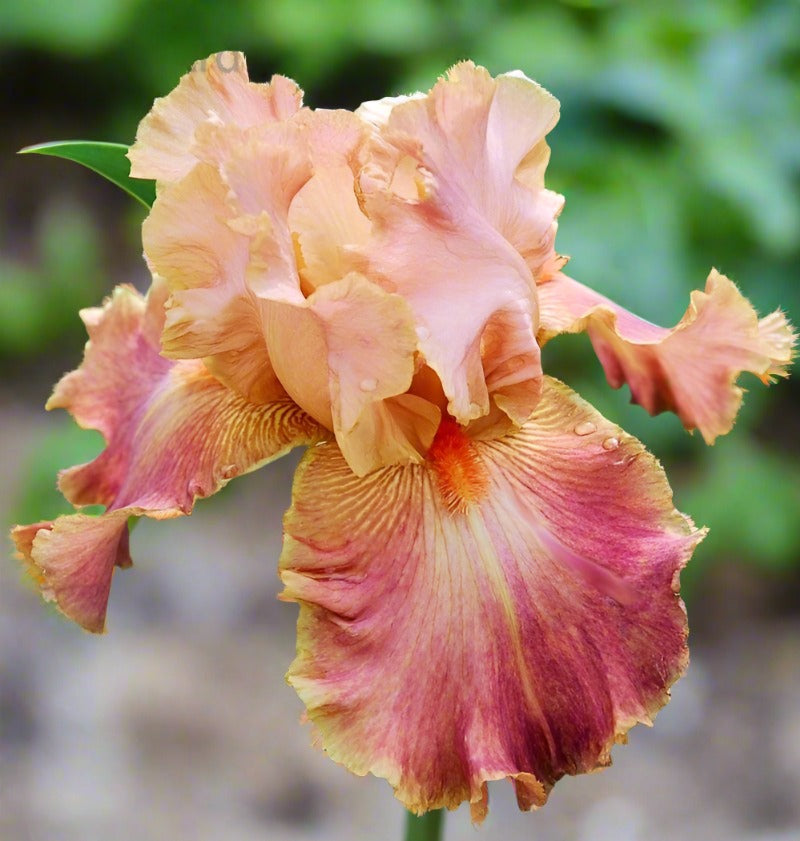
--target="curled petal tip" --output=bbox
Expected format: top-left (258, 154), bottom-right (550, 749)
top-left (11, 513), bottom-right (132, 633)
top-left (538, 269), bottom-right (796, 443)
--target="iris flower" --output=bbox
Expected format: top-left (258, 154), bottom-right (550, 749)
top-left (12, 54), bottom-right (795, 820)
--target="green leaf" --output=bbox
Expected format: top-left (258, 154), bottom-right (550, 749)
top-left (19, 141), bottom-right (155, 209)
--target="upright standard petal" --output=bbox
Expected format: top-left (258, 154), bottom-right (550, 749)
top-left (12, 282), bottom-right (322, 632)
top-left (367, 61), bottom-right (564, 277)
top-left (538, 270), bottom-right (797, 442)
top-left (360, 62), bottom-right (564, 426)
top-left (143, 162), bottom-right (285, 403)
top-left (280, 377), bottom-right (702, 818)
top-left (128, 51), bottom-right (302, 182)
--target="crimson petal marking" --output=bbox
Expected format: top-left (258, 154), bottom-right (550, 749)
top-left (280, 377), bottom-right (702, 818)
top-left (12, 282), bottom-right (322, 632)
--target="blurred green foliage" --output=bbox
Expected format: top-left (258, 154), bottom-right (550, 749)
top-left (2, 0), bottom-right (798, 580)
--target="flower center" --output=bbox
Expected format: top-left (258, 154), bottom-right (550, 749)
top-left (428, 417), bottom-right (489, 512)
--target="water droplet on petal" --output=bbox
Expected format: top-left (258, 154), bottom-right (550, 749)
top-left (359, 378), bottom-right (378, 392)
top-left (416, 325), bottom-right (430, 341)
top-left (574, 421), bottom-right (596, 436)
top-left (221, 464), bottom-right (239, 479)
top-left (602, 436), bottom-right (620, 451)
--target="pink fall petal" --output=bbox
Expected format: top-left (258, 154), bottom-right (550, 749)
top-left (538, 270), bottom-right (797, 442)
top-left (128, 51), bottom-right (302, 183)
top-left (280, 377), bottom-right (702, 819)
top-left (12, 514), bottom-right (131, 634)
top-left (12, 282), bottom-right (322, 633)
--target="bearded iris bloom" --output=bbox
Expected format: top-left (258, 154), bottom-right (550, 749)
top-left (12, 54), bottom-right (795, 820)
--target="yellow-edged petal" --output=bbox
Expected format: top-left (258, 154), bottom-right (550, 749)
top-left (280, 377), bottom-right (702, 818)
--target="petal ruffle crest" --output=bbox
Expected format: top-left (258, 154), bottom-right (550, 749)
top-left (142, 138), bottom-right (306, 403)
top-left (280, 377), bottom-right (702, 818)
top-left (128, 51), bottom-right (302, 183)
top-left (264, 272), bottom-right (440, 476)
top-left (12, 282), bottom-right (322, 632)
top-left (359, 62), bottom-right (564, 427)
top-left (538, 269), bottom-right (797, 443)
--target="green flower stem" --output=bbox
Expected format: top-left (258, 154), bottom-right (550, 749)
top-left (404, 809), bottom-right (444, 841)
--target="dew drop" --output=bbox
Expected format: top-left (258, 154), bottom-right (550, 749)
top-left (221, 464), bottom-right (239, 479)
top-left (602, 436), bottom-right (620, 451)
top-left (574, 421), bottom-right (596, 436)
top-left (359, 378), bottom-right (378, 392)
top-left (415, 325), bottom-right (430, 341)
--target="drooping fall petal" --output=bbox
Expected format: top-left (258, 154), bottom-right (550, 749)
top-left (538, 270), bottom-right (796, 442)
top-left (12, 282), bottom-right (322, 632)
top-left (12, 513), bottom-right (131, 633)
top-left (280, 377), bottom-right (702, 818)
top-left (128, 51), bottom-right (302, 182)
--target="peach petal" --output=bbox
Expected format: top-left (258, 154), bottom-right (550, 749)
top-left (128, 51), bottom-right (302, 182)
top-left (280, 377), bottom-right (702, 817)
top-left (360, 62), bottom-right (567, 425)
top-left (263, 272), bottom-right (436, 475)
top-left (13, 282), bottom-right (322, 632)
top-left (143, 163), bottom-right (284, 403)
top-left (538, 270), bottom-right (797, 442)
top-left (369, 61), bottom-right (564, 277)
top-left (289, 165), bottom-right (371, 292)
top-left (364, 193), bottom-right (540, 425)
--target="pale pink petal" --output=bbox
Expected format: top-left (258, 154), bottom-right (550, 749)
top-left (128, 51), bottom-right (302, 182)
top-left (364, 191), bottom-right (541, 426)
top-left (280, 377), bottom-right (702, 817)
top-left (368, 61), bottom-right (564, 277)
top-left (12, 282), bottom-right (322, 632)
top-left (359, 62), bottom-right (567, 425)
top-left (263, 272), bottom-right (437, 475)
top-left (538, 269), bottom-right (797, 442)
top-left (355, 92), bottom-right (425, 126)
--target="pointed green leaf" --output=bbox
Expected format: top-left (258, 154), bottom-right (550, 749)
top-left (19, 141), bottom-right (155, 209)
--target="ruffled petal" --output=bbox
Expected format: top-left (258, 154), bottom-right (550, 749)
top-left (289, 165), bottom-right (371, 292)
top-left (142, 162), bottom-right (284, 403)
top-left (128, 51), bottom-right (302, 182)
top-left (366, 61), bottom-right (563, 276)
top-left (12, 282), bottom-right (322, 632)
top-left (280, 377), bottom-right (702, 818)
top-left (360, 62), bottom-right (565, 425)
top-left (538, 269), bottom-right (797, 442)
top-left (264, 272), bottom-right (438, 475)
top-left (363, 190), bottom-right (540, 426)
